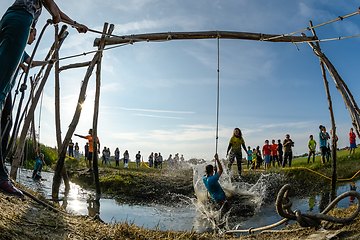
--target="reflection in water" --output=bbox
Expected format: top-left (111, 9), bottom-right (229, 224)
top-left (308, 195), bottom-right (316, 212)
top-left (349, 183), bottom-right (357, 205)
top-left (87, 196), bottom-right (100, 217)
top-left (319, 190), bottom-right (330, 213)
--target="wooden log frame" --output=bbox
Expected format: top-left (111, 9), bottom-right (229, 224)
top-left (58, 61), bottom-right (92, 72)
top-left (93, 30), bottom-right (316, 47)
top-left (52, 51), bottom-right (101, 198)
top-left (304, 29), bottom-right (360, 199)
top-left (306, 22), bottom-right (337, 200)
top-left (92, 23), bottom-right (111, 195)
top-left (10, 29), bottom-right (69, 180)
top-left (54, 25), bottom-right (71, 195)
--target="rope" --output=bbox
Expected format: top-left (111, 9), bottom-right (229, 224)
top-left (226, 184), bottom-right (360, 235)
top-left (214, 33), bottom-right (220, 168)
top-left (263, 10), bottom-right (359, 41)
top-left (140, 160), bottom-right (153, 169)
top-left (57, 42), bottom-right (130, 62)
top-left (295, 33), bottom-right (360, 44)
top-left (281, 167), bottom-right (360, 182)
top-left (38, 90), bottom-right (44, 144)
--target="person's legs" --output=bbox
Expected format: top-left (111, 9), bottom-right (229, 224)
top-left (282, 153), bottom-right (288, 168)
top-left (227, 152), bottom-right (235, 173)
top-left (235, 153), bottom-right (242, 176)
top-left (307, 152), bottom-right (311, 164)
top-left (288, 152), bottom-right (292, 167)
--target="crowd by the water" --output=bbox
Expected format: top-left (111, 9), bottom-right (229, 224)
top-left (226, 125), bottom-right (357, 176)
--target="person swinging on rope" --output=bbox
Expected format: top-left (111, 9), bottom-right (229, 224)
top-left (32, 144), bottom-right (45, 180)
top-left (203, 153), bottom-right (226, 205)
top-left (226, 128), bottom-right (248, 177)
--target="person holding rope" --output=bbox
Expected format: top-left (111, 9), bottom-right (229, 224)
top-left (74, 129), bottom-right (100, 172)
top-left (0, 0), bottom-right (87, 196)
top-left (226, 127), bottom-right (248, 177)
top-left (203, 153), bottom-right (226, 205)
top-left (32, 144), bottom-right (45, 180)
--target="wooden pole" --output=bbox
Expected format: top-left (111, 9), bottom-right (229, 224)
top-left (59, 61), bottom-right (91, 72)
top-left (93, 30), bottom-right (316, 46)
top-left (10, 29), bottom-right (69, 180)
top-left (52, 52), bottom-right (100, 198)
top-left (92, 22), bottom-right (109, 195)
top-left (305, 24), bottom-right (337, 200)
top-left (54, 25), bottom-right (70, 195)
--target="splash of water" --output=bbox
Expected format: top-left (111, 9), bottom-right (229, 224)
top-left (190, 160), bottom-right (284, 231)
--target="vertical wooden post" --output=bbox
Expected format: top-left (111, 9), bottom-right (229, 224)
top-left (92, 22), bottom-right (109, 195)
top-left (52, 52), bottom-right (100, 198)
top-left (308, 22), bottom-right (337, 199)
top-left (54, 25), bottom-right (70, 195)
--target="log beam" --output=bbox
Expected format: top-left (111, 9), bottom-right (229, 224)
top-left (94, 30), bottom-right (316, 46)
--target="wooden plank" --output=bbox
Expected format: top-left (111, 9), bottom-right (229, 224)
top-left (93, 30), bottom-right (316, 46)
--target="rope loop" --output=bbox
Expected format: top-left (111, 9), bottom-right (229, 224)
top-left (248, 227), bottom-right (254, 235)
top-left (338, 16), bottom-right (344, 21)
top-left (276, 184), bottom-right (360, 227)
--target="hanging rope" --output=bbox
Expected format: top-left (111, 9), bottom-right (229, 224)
top-left (263, 10), bottom-right (359, 41)
top-left (215, 33), bottom-right (220, 163)
top-left (38, 90), bottom-right (44, 145)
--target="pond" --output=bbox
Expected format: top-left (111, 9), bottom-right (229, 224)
top-left (11, 165), bottom-right (359, 233)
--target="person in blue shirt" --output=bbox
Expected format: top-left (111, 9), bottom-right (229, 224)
top-left (32, 145), bottom-right (45, 180)
top-left (203, 153), bottom-right (226, 205)
top-left (319, 125), bottom-right (330, 165)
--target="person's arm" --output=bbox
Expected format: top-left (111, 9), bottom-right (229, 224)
top-left (214, 153), bottom-right (223, 177)
top-left (242, 142), bottom-right (248, 155)
top-left (226, 143), bottom-right (232, 156)
top-left (74, 134), bottom-right (86, 139)
top-left (42, 0), bottom-right (88, 33)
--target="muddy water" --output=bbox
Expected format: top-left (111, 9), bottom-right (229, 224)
top-left (12, 165), bottom-right (360, 233)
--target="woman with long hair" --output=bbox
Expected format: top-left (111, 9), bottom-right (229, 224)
top-left (226, 128), bottom-right (248, 176)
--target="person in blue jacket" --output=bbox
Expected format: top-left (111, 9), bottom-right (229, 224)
top-left (32, 145), bottom-right (45, 180)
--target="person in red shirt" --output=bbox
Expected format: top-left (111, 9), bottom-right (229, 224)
top-left (262, 140), bottom-right (272, 169)
top-left (349, 128), bottom-right (357, 157)
top-left (75, 129), bottom-right (100, 172)
top-left (270, 139), bottom-right (279, 167)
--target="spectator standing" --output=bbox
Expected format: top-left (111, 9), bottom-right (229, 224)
top-left (277, 139), bottom-right (283, 167)
top-left (256, 146), bottom-right (263, 169)
top-left (106, 148), bottom-right (111, 166)
top-left (74, 142), bottom-right (80, 161)
top-left (149, 152), bottom-right (154, 168)
top-left (323, 127), bottom-right (331, 162)
top-left (282, 134), bottom-right (294, 167)
top-left (74, 129), bottom-right (100, 172)
top-left (135, 151), bottom-right (141, 168)
top-left (154, 153), bottom-right (159, 168)
top-left (349, 128), bottom-right (357, 157)
top-left (68, 139), bottom-right (74, 157)
top-left (247, 146), bottom-right (253, 169)
top-left (180, 154), bottom-right (184, 161)
top-left (307, 135), bottom-right (316, 163)
top-left (101, 146), bottom-right (107, 165)
top-left (158, 153), bottom-right (163, 169)
top-left (123, 150), bottom-right (129, 167)
top-left (270, 139), bottom-right (279, 167)
top-left (114, 147), bottom-right (120, 166)
top-left (84, 142), bottom-right (89, 162)
top-left (262, 140), bottom-right (271, 170)
top-left (226, 128), bottom-right (248, 176)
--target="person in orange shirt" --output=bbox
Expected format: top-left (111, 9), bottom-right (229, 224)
top-left (270, 139), bottom-right (279, 167)
top-left (75, 129), bottom-right (100, 172)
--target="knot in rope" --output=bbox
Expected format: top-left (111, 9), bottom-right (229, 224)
top-left (276, 184), bottom-right (360, 227)
top-left (20, 84), bottom-right (27, 92)
top-left (248, 227), bottom-right (254, 235)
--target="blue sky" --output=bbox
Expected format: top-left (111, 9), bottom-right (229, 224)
top-left (2, 0), bottom-right (360, 160)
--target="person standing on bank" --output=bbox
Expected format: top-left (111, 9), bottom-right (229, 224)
top-left (114, 147), bottom-right (120, 167)
top-left (226, 128), bottom-right (248, 176)
top-left (0, 0), bottom-right (87, 197)
top-left (349, 127), bottom-right (357, 157)
top-left (74, 142), bottom-right (79, 161)
top-left (74, 129), bottom-right (100, 172)
top-left (282, 134), bottom-right (294, 167)
top-left (307, 135), bottom-right (316, 163)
